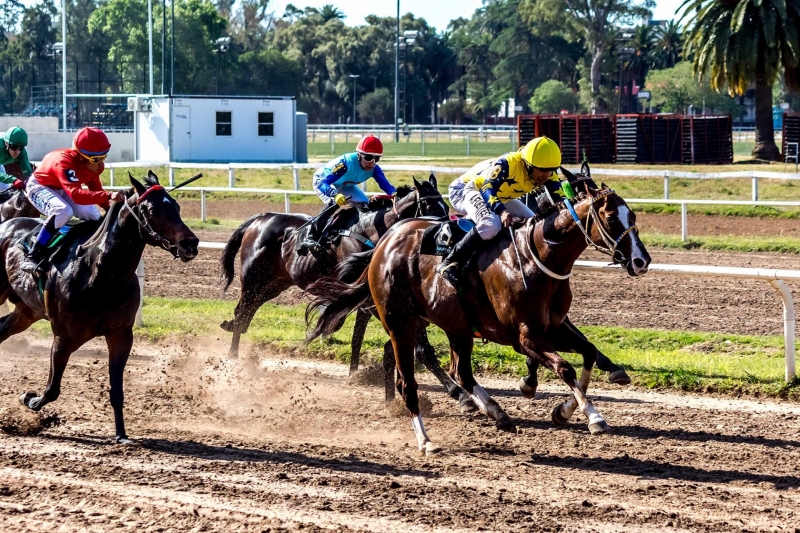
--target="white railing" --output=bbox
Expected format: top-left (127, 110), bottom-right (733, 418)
top-left (133, 248), bottom-right (799, 384)
top-left (574, 260), bottom-right (798, 383)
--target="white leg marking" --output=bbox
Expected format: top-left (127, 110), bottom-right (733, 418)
top-left (469, 385), bottom-right (491, 415)
top-left (411, 415), bottom-right (431, 451)
top-left (572, 379), bottom-right (607, 426)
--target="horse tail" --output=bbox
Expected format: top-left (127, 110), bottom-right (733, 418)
top-left (305, 268), bottom-right (372, 343)
top-left (220, 213), bottom-right (263, 292)
top-left (335, 248), bottom-right (375, 283)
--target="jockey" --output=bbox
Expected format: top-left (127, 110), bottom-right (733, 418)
top-left (19, 127), bottom-right (126, 274)
top-left (0, 126), bottom-right (33, 191)
top-left (299, 135), bottom-right (396, 252)
top-left (438, 136), bottom-right (562, 285)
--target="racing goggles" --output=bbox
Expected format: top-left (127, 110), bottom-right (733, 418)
top-left (6, 143), bottom-right (22, 151)
top-left (78, 151), bottom-right (108, 164)
top-left (358, 152), bottom-right (381, 163)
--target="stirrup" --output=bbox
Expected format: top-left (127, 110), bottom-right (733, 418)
top-left (299, 238), bottom-right (321, 252)
top-left (438, 261), bottom-right (460, 285)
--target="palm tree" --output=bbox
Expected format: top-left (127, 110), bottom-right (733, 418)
top-left (682, 0), bottom-right (800, 160)
top-left (649, 20), bottom-right (682, 70)
top-left (316, 5), bottom-right (345, 23)
top-left (627, 24), bottom-right (653, 94)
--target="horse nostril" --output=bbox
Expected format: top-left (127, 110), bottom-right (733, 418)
top-left (180, 237), bottom-right (199, 251)
top-left (632, 257), bottom-right (646, 270)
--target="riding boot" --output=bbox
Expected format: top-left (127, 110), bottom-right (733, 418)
top-left (299, 202), bottom-right (338, 252)
top-left (437, 227), bottom-right (486, 286)
top-left (19, 215), bottom-right (56, 275)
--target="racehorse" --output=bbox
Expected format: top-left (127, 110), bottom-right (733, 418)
top-left (0, 188), bottom-right (39, 221)
top-left (2, 171), bottom-right (198, 442)
top-left (219, 176), bottom-right (449, 359)
top-left (343, 163), bottom-right (634, 410)
top-left (306, 180), bottom-right (651, 454)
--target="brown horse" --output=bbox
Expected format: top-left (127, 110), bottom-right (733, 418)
top-left (219, 176), bottom-right (451, 362)
top-left (307, 181), bottom-right (650, 454)
top-left (2, 171), bottom-right (198, 442)
top-left (0, 188), bottom-right (39, 221)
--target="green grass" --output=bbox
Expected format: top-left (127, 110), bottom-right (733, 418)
top-left (641, 233), bottom-right (800, 254)
top-left (124, 297), bottom-right (799, 399)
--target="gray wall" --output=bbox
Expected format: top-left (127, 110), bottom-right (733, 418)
top-left (25, 132), bottom-right (135, 162)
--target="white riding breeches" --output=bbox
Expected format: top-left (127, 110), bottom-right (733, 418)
top-left (26, 176), bottom-right (102, 228)
top-left (448, 179), bottom-right (534, 240)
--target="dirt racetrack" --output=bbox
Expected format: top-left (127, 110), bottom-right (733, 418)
top-left (2, 335), bottom-right (800, 532)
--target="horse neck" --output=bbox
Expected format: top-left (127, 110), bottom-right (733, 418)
top-left (87, 201), bottom-right (147, 285)
top-left (529, 201), bottom-right (593, 274)
top-left (354, 193), bottom-right (416, 240)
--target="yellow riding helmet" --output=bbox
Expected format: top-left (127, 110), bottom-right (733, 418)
top-left (520, 136), bottom-right (561, 170)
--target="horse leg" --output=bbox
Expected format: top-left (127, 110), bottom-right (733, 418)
top-left (519, 335), bottom-right (610, 434)
top-left (562, 317), bottom-right (630, 385)
top-left (20, 335), bottom-right (78, 412)
top-left (349, 307), bottom-right (370, 376)
top-left (106, 328), bottom-right (134, 443)
top-left (519, 355), bottom-right (540, 399)
top-left (382, 339), bottom-right (395, 403)
top-left (221, 279), bottom-right (289, 359)
top-left (414, 326), bottom-right (477, 413)
top-left (447, 332), bottom-right (515, 432)
top-left (0, 302), bottom-right (38, 344)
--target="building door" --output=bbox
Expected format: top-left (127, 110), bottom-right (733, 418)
top-left (171, 106), bottom-right (191, 160)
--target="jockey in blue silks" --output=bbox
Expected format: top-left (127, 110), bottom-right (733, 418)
top-left (299, 135), bottom-right (396, 252)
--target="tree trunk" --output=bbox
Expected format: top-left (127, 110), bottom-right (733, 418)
top-left (752, 67), bottom-right (781, 161)
top-left (590, 44), bottom-right (606, 114)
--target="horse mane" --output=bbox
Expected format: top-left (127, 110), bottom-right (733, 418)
top-left (395, 185), bottom-right (414, 198)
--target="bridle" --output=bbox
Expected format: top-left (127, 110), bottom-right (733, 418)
top-left (122, 185), bottom-right (180, 258)
top-left (390, 190), bottom-right (447, 218)
top-left (563, 187), bottom-right (639, 265)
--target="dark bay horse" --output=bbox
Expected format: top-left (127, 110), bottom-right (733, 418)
top-left (2, 171), bottom-right (198, 442)
top-left (307, 182), bottom-right (650, 454)
top-left (0, 188), bottom-right (39, 221)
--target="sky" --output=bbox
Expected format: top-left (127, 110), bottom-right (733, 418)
top-left (20, 0), bottom-right (689, 31)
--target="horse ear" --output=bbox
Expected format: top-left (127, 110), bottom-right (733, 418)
top-left (428, 173), bottom-right (437, 189)
top-left (147, 170), bottom-right (160, 185)
top-left (559, 166), bottom-right (575, 181)
top-left (601, 182), bottom-right (610, 190)
top-left (412, 176), bottom-right (423, 189)
top-left (581, 161), bottom-right (590, 176)
top-left (129, 174), bottom-right (147, 195)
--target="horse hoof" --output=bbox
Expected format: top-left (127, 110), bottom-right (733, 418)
top-left (588, 420), bottom-right (611, 435)
top-left (115, 436), bottom-right (133, 444)
top-left (459, 398), bottom-right (479, 414)
top-left (551, 403), bottom-right (569, 427)
top-left (424, 441), bottom-right (442, 455)
top-left (19, 391), bottom-right (37, 409)
top-left (518, 378), bottom-right (537, 399)
top-left (227, 351), bottom-right (239, 360)
top-left (608, 370), bottom-right (631, 386)
top-left (220, 320), bottom-right (234, 332)
top-left (495, 416), bottom-right (517, 433)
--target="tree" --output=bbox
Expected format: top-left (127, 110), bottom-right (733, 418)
top-left (524, 0), bottom-right (653, 113)
top-left (357, 88), bottom-right (393, 123)
top-left (646, 61), bottom-right (740, 114)
top-left (649, 19), bottom-right (682, 70)
top-left (682, 0), bottom-right (800, 160)
top-left (529, 80), bottom-right (579, 113)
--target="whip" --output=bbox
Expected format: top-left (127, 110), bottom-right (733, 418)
top-left (509, 227), bottom-right (527, 290)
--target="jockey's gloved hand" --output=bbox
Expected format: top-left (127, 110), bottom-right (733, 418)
top-left (11, 179), bottom-right (24, 190)
top-left (334, 193), bottom-right (348, 206)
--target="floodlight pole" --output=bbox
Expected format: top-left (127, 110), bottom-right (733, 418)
top-left (349, 74), bottom-right (360, 125)
top-left (394, 0), bottom-right (399, 142)
top-left (170, 0), bottom-right (175, 95)
top-left (61, 0), bottom-right (67, 130)
top-left (161, 0), bottom-right (166, 94)
top-left (148, 0), bottom-right (154, 95)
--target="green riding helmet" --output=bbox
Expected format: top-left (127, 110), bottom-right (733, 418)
top-left (4, 126), bottom-right (28, 147)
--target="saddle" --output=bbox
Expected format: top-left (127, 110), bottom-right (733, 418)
top-left (20, 219), bottom-right (104, 266)
top-left (419, 217), bottom-right (476, 256)
top-left (294, 206), bottom-right (375, 253)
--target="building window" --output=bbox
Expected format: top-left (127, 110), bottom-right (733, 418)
top-left (216, 111), bottom-right (232, 136)
top-left (258, 112), bottom-right (274, 136)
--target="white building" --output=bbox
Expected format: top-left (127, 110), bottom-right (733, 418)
top-left (131, 96), bottom-right (306, 163)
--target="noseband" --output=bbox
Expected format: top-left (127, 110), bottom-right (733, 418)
top-left (563, 188), bottom-right (639, 265)
top-left (122, 186), bottom-right (181, 258)
top-left (392, 191), bottom-right (445, 218)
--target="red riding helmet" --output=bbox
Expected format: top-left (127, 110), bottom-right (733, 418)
top-left (356, 135), bottom-right (383, 156)
top-left (73, 127), bottom-right (111, 156)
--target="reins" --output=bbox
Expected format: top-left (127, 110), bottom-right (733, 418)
top-left (563, 188), bottom-right (639, 264)
top-left (122, 185), bottom-right (180, 258)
